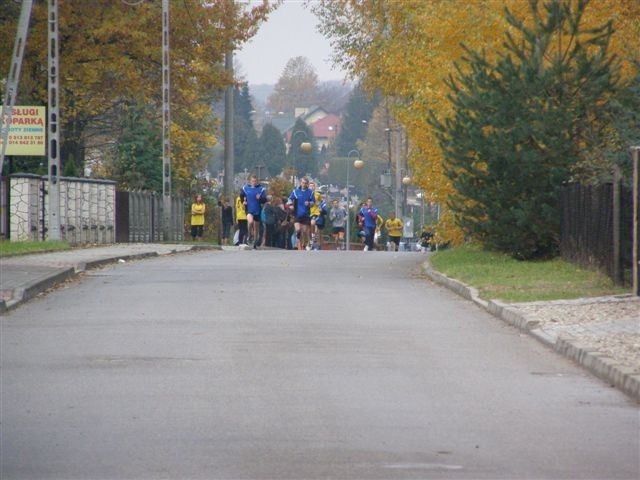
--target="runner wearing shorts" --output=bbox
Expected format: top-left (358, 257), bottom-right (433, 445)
top-left (287, 177), bottom-right (315, 250)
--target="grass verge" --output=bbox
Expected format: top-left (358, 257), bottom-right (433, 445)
top-left (0, 240), bottom-right (71, 258)
top-left (429, 245), bottom-right (630, 303)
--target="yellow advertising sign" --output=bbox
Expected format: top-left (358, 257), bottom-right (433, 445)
top-left (1, 106), bottom-right (46, 156)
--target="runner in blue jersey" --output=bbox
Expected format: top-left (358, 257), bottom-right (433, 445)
top-left (358, 197), bottom-right (379, 251)
top-left (287, 177), bottom-right (315, 250)
top-left (239, 174), bottom-right (267, 248)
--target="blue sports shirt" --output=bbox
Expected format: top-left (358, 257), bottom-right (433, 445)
top-left (359, 206), bottom-right (379, 228)
top-left (288, 188), bottom-right (315, 219)
top-left (240, 184), bottom-right (267, 216)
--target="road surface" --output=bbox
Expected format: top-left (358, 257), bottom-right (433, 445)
top-left (1, 250), bottom-right (638, 479)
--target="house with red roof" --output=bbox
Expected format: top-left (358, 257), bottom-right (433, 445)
top-left (284, 106), bottom-right (342, 152)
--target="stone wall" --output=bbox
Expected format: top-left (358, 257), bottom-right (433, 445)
top-left (9, 174), bottom-right (116, 243)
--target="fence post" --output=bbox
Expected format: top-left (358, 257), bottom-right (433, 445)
top-left (613, 165), bottom-right (622, 284)
top-left (632, 147), bottom-right (640, 296)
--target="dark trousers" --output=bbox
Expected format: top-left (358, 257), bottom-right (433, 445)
top-left (365, 226), bottom-right (375, 250)
top-left (237, 220), bottom-right (248, 245)
top-left (222, 222), bottom-right (232, 240)
top-left (264, 223), bottom-right (276, 247)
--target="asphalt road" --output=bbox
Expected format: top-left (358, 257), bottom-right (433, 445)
top-left (1, 250), bottom-right (638, 479)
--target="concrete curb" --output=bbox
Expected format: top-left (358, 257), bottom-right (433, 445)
top-left (0, 245), bottom-right (213, 315)
top-left (79, 252), bottom-right (160, 272)
top-left (421, 259), bottom-right (640, 403)
top-left (0, 267), bottom-right (76, 314)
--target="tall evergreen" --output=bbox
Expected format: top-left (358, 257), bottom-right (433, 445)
top-left (601, 68), bottom-right (640, 184)
top-left (335, 84), bottom-right (379, 156)
top-left (287, 118), bottom-right (317, 177)
top-left (111, 103), bottom-right (162, 191)
top-left (431, 0), bottom-right (618, 259)
top-left (257, 123), bottom-right (287, 178)
top-left (233, 84), bottom-right (257, 173)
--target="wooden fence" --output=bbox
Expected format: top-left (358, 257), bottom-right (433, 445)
top-left (560, 182), bottom-right (634, 286)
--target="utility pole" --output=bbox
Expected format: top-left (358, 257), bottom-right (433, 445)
top-left (162, 0), bottom-right (172, 239)
top-left (394, 128), bottom-right (402, 218)
top-left (224, 49), bottom-right (234, 200)
top-left (47, 0), bottom-right (61, 240)
top-left (0, 0), bottom-right (33, 177)
top-left (631, 146), bottom-right (640, 296)
top-left (613, 165), bottom-right (622, 284)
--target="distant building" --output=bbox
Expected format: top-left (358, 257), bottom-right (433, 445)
top-left (310, 113), bottom-right (341, 151)
top-left (283, 106), bottom-right (342, 152)
top-left (265, 111), bottom-right (295, 134)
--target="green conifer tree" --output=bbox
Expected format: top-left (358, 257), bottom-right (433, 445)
top-left (258, 123), bottom-right (287, 178)
top-left (335, 84), bottom-right (379, 156)
top-left (431, 0), bottom-right (618, 259)
top-left (287, 119), bottom-right (316, 177)
top-left (233, 84), bottom-right (257, 173)
top-left (112, 104), bottom-right (162, 191)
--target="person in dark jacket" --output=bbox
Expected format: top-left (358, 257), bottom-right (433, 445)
top-left (218, 196), bottom-right (234, 245)
top-left (261, 195), bottom-right (278, 247)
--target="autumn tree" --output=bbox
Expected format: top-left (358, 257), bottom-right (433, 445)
top-left (267, 176), bottom-right (293, 201)
top-left (314, 0), bottom-right (640, 244)
top-left (315, 81), bottom-right (353, 115)
top-left (431, 1), bottom-right (618, 259)
top-left (0, 1), bottom-right (274, 195)
top-left (266, 56), bottom-right (321, 115)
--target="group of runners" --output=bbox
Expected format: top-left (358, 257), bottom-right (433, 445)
top-left (229, 174), bottom-right (406, 251)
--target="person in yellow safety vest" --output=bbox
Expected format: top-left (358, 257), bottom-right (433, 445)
top-left (190, 194), bottom-right (206, 241)
top-left (235, 194), bottom-right (248, 245)
top-left (309, 182), bottom-right (324, 249)
top-left (385, 212), bottom-right (403, 251)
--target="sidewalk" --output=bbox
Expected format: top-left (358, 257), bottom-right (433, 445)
top-left (0, 243), bottom-right (219, 313)
top-left (422, 260), bottom-right (640, 403)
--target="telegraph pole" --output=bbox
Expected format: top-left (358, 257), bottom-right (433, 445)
top-left (394, 128), bottom-right (402, 218)
top-left (632, 146), bottom-right (640, 296)
top-left (0, 0), bottom-right (33, 177)
top-left (47, 0), bottom-right (62, 240)
top-left (224, 49), bottom-right (234, 200)
top-left (162, 0), bottom-right (172, 239)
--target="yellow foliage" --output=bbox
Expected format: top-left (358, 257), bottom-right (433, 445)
top-left (0, 0), bottom-right (274, 196)
top-left (315, 0), bottom-right (638, 243)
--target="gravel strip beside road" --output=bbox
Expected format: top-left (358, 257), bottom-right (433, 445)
top-left (511, 297), bottom-right (640, 373)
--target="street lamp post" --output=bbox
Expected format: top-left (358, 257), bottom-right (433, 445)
top-left (345, 149), bottom-right (364, 251)
top-left (402, 173), bottom-right (412, 217)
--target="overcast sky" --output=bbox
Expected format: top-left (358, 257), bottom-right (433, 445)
top-left (235, 0), bottom-right (347, 85)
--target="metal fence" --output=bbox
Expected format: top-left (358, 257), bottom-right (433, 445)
top-left (560, 182), bottom-right (634, 285)
top-left (115, 190), bottom-right (184, 243)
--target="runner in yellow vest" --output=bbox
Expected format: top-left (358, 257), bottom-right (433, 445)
top-left (385, 212), bottom-right (403, 251)
top-left (309, 182), bottom-right (324, 249)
